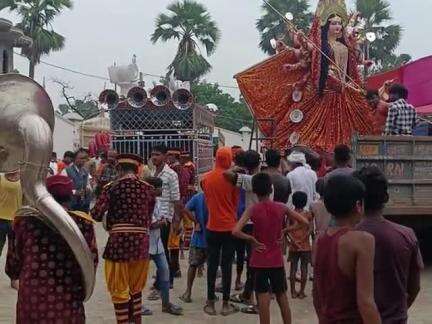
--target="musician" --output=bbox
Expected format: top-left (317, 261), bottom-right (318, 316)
top-left (6, 175), bottom-right (98, 324)
top-left (91, 154), bottom-right (155, 324)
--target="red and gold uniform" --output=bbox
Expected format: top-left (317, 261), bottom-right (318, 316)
top-left (91, 154), bottom-right (155, 324)
top-left (6, 207), bottom-right (98, 323)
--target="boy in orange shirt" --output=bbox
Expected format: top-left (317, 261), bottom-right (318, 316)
top-left (287, 191), bottom-right (313, 299)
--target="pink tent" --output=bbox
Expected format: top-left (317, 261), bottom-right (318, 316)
top-left (367, 55), bottom-right (432, 115)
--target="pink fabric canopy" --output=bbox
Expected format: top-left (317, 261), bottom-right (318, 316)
top-left (367, 55), bottom-right (432, 112)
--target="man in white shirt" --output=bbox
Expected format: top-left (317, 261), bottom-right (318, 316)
top-left (287, 151), bottom-right (317, 210)
top-left (150, 144), bottom-right (182, 288)
top-left (142, 177), bottom-right (182, 316)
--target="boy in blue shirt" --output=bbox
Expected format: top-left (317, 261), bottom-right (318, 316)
top-left (180, 192), bottom-right (208, 303)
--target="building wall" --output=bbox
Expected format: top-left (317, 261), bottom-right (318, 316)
top-left (214, 127), bottom-right (261, 151)
top-left (53, 113), bottom-right (79, 156)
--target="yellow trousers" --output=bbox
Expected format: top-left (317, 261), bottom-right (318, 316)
top-left (104, 259), bottom-right (149, 304)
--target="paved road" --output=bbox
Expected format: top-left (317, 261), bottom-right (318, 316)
top-left (1, 224), bottom-right (431, 323)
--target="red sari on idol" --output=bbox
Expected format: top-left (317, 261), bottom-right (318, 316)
top-left (235, 8), bottom-right (373, 153)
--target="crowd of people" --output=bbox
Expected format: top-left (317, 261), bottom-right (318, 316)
top-left (0, 140), bottom-right (424, 324)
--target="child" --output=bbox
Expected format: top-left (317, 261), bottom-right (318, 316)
top-left (313, 175), bottom-right (381, 324)
top-left (232, 173), bottom-right (308, 324)
top-left (142, 177), bottom-right (182, 316)
top-left (180, 192), bottom-right (208, 303)
top-left (288, 191), bottom-right (314, 299)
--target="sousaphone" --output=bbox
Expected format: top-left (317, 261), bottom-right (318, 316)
top-left (0, 74), bottom-right (95, 301)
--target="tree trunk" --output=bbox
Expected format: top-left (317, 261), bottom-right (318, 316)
top-left (29, 59), bottom-right (35, 79)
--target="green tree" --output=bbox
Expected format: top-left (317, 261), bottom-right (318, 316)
top-left (356, 0), bottom-right (410, 72)
top-left (192, 82), bottom-right (253, 132)
top-left (256, 0), bottom-right (312, 55)
top-left (151, 0), bottom-right (220, 82)
top-left (0, 0), bottom-right (72, 79)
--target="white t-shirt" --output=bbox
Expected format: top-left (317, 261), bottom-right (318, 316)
top-left (149, 200), bottom-right (165, 255)
top-left (287, 165), bottom-right (318, 210)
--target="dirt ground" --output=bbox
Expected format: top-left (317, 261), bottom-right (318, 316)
top-left (1, 224), bottom-right (431, 324)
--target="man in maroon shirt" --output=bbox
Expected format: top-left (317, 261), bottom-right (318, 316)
top-left (355, 166), bottom-right (423, 324)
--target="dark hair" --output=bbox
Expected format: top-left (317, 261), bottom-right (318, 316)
top-left (316, 178), bottom-right (325, 197)
top-left (353, 166), bottom-right (389, 211)
top-left (234, 151), bottom-right (246, 167)
top-left (51, 152), bottom-right (57, 158)
top-left (292, 191), bottom-right (308, 209)
top-left (265, 149), bottom-right (281, 168)
top-left (146, 176), bottom-right (163, 189)
top-left (52, 194), bottom-right (72, 205)
top-left (366, 90), bottom-right (379, 101)
top-left (75, 148), bottom-right (88, 159)
top-left (252, 172), bottom-right (273, 197)
top-left (243, 150), bottom-right (261, 171)
top-left (334, 144), bottom-right (351, 164)
top-left (389, 83), bottom-right (408, 100)
top-left (319, 15), bottom-right (347, 96)
top-left (64, 151), bottom-right (75, 159)
top-left (324, 175), bottom-right (365, 218)
top-left (151, 144), bottom-right (168, 154)
top-left (119, 162), bottom-right (138, 174)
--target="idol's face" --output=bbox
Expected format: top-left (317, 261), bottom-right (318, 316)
top-left (328, 16), bottom-right (343, 38)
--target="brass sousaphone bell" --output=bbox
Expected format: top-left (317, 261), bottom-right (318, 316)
top-left (149, 85), bottom-right (171, 107)
top-left (127, 86), bottom-right (148, 108)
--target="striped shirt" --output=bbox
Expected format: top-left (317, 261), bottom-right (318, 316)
top-left (152, 164), bottom-right (180, 222)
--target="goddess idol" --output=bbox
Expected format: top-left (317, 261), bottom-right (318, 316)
top-left (236, 0), bottom-right (373, 152)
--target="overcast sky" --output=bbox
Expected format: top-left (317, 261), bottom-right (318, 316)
top-left (2, 0), bottom-right (432, 109)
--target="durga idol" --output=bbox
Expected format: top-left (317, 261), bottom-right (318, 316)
top-left (236, 0), bottom-right (374, 153)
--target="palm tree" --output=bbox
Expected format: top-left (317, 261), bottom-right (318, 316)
top-left (0, 0), bottom-right (72, 79)
top-left (256, 0), bottom-right (312, 55)
top-left (151, 0), bottom-right (220, 82)
top-left (356, 0), bottom-right (410, 72)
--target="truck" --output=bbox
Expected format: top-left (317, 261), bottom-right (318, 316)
top-left (352, 135), bottom-right (432, 258)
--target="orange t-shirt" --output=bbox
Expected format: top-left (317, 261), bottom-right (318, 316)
top-left (201, 147), bottom-right (239, 232)
top-left (289, 210), bottom-right (313, 252)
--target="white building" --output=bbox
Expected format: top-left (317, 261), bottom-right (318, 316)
top-left (53, 112), bottom-right (80, 156)
top-left (213, 126), bottom-right (260, 151)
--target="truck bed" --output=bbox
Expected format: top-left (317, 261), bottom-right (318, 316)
top-left (352, 135), bottom-right (432, 216)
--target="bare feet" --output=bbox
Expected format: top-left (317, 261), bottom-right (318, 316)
top-left (180, 292), bottom-right (192, 303)
top-left (221, 302), bottom-right (239, 316)
top-left (203, 301), bottom-right (217, 316)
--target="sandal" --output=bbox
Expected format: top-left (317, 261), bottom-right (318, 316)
top-left (241, 305), bottom-right (259, 314)
top-left (147, 289), bottom-right (160, 301)
top-left (162, 303), bottom-right (183, 316)
top-left (141, 306), bottom-right (153, 316)
top-left (179, 293), bottom-right (192, 303)
top-left (221, 303), bottom-right (239, 316)
top-left (229, 293), bottom-right (244, 303)
top-left (203, 303), bottom-right (217, 316)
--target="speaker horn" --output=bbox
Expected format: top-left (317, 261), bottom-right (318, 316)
top-left (172, 88), bottom-right (194, 110)
top-left (149, 85), bottom-right (171, 107)
top-left (127, 87), bottom-right (148, 108)
top-left (99, 89), bottom-right (119, 109)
